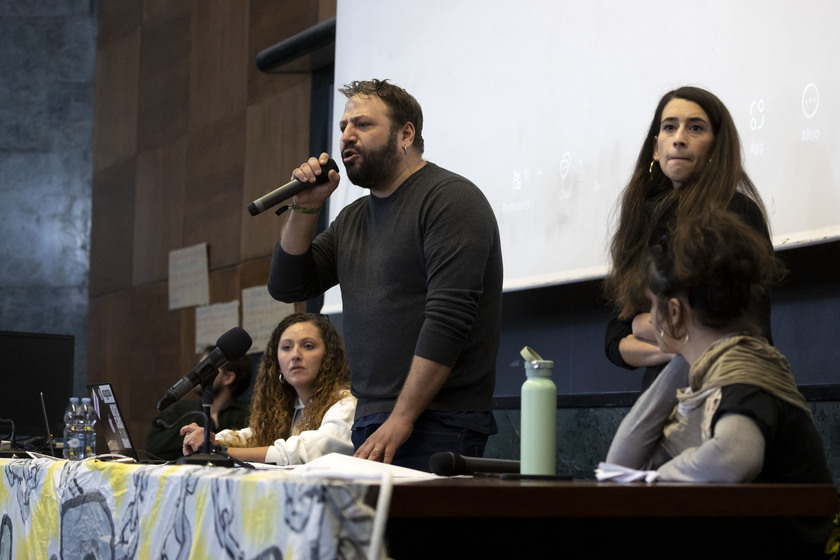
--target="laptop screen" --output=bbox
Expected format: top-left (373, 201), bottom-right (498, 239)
top-left (87, 383), bottom-right (138, 460)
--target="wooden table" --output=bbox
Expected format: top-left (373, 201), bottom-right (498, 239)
top-left (382, 478), bottom-right (838, 559)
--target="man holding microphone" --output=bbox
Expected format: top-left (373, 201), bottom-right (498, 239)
top-left (267, 79), bottom-right (503, 472)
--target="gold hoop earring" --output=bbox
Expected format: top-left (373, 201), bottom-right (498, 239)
top-left (659, 330), bottom-right (690, 349)
top-left (649, 160), bottom-right (657, 177)
top-left (279, 373), bottom-right (285, 384)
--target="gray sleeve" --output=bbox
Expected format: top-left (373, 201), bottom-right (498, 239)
top-left (605, 355), bottom-right (689, 469)
top-left (656, 413), bottom-right (765, 482)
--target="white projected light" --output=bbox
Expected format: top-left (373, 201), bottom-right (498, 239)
top-left (321, 0), bottom-right (840, 312)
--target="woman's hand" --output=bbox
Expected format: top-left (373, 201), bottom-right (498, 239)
top-left (179, 422), bottom-right (216, 456)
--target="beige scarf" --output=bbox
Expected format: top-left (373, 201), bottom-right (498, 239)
top-left (660, 335), bottom-right (809, 459)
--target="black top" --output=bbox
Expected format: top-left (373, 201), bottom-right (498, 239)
top-left (145, 398), bottom-right (250, 461)
top-left (714, 384), bottom-right (833, 484)
top-left (268, 163), bottom-right (504, 419)
top-left (604, 192), bottom-right (773, 391)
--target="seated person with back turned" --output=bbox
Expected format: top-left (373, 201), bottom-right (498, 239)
top-left (181, 313), bottom-right (356, 465)
top-left (605, 209), bottom-right (836, 555)
top-left (146, 348), bottom-right (251, 461)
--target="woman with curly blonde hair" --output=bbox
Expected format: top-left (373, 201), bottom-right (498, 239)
top-left (181, 313), bottom-right (355, 464)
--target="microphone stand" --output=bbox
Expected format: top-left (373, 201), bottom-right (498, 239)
top-left (176, 382), bottom-right (237, 468)
top-left (0, 423), bottom-right (27, 458)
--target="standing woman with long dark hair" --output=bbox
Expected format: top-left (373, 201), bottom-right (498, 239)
top-left (604, 86), bottom-right (772, 390)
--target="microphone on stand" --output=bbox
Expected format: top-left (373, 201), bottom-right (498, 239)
top-left (153, 410), bottom-right (249, 468)
top-left (247, 158), bottom-right (339, 216)
top-left (157, 327), bottom-right (252, 412)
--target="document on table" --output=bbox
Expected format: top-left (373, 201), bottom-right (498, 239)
top-left (291, 453), bottom-right (439, 481)
top-left (595, 462), bottom-right (660, 483)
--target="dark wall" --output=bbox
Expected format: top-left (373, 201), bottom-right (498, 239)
top-left (485, 239), bottom-right (840, 483)
top-left (0, 1), bottom-right (96, 397)
top-left (495, 279), bottom-right (633, 397)
top-left (494, 239), bottom-right (840, 399)
top-left (770, 240), bottom-right (840, 387)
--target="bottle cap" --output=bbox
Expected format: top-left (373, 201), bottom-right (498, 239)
top-left (521, 346), bottom-right (554, 375)
top-left (520, 346), bottom-right (542, 362)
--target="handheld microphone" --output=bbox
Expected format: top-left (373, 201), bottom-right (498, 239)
top-left (157, 327), bottom-right (252, 411)
top-left (429, 452), bottom-right (521, 476)
top-left (248, 158), bottom-right (340, 216)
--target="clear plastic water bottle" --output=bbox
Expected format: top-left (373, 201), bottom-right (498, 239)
top-left (80, 397), bottom-right (96, 458)
top-left (520, 347), bottom-right (557, 476)
top-left (63, 397), bottom-right (82, 460)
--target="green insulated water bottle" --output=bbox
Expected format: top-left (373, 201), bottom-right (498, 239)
top-left (520, 346), bottom-right (557, 476)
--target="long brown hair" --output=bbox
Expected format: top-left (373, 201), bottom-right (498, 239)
top-left (646, 209), bottom-right (785, 335)
top-left (605, 86), bottom-right (768, 319)
top-left (248, 313), bottom-right (351, 446)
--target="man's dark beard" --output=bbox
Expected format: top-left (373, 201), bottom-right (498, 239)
top-left (194, 381), bottom-right (222, 399)
top-left (345, 129), bottom-right (402, 190)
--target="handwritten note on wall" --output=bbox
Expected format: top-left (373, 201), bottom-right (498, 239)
top-left (195, 301), bottom-right (240, 353)
top-left (242, 286), bottom-right (295, 354)
top-left (168, 243), bottom-right (210, 310)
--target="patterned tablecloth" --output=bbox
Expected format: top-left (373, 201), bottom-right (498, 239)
top-left (0, 457), bottom-right (390, 559)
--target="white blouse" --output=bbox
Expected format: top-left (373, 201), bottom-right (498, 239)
top-left (215, 392), bottom-right (356, 465)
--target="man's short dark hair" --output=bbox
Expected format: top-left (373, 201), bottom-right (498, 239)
top-left (220, 355), bottom-right (253, 399)
top-left (339, 79), bottom-right (425, 154)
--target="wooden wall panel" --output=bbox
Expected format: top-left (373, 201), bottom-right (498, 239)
top-left (87, 290), bottom-right (134, 387)
top-left (89, 159), bottom-right (136, 296)
top-left (97, 1), bottom-right (143, 46)
top-left (88, 281), bottom-right (182, 457)
top-left (142, 0), bottom-right (190, 26)
top-left (241, 83), bottom-right (311, 261)
top-left (178, 306), bottom-right (198, 374)
top-left (183, 112), bottom-right (246, 269)
top-left (133, 137), bottom-right (187, 285)
top-left (126, 281), bottom-right (183, 456)
top-left (247, 0), bottom-right (321, 105)
top-left (318, 0), bottom-right (337, 20)
top-left (189, 0), bottom-right (249, 131)
top-left (90, 0), bottom-right (334, 459)
top-left (208, 266), bottom-right (242, 308)
top-left (92, 27), bottom-right (140, 173)
top-left (239, 256), bottom-right (272, 290)
top-left (136, 13), bottom-right (190, 153)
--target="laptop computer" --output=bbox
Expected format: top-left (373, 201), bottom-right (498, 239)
top-left (87, 383), bottom-right (140, 461)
